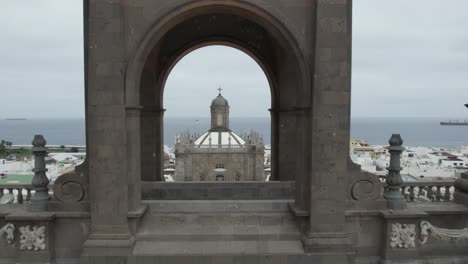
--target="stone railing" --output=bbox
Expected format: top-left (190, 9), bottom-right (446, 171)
top-left (0, 184), bottom-right (33, 204)
top-left (401, 181), bottom-right (455, 202)
top-left (0, 183), bottom-right (53, 204)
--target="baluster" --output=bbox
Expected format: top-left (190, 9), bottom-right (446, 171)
top-left (17, 188), bottom-right (24, 204)
top-left (444, 186), bottom-right (452, 201)
top-left (427, 186), bottom-right (434, 201)
top-left (409, 186), bottom-right (416, 202)
top-left (26, 188), bottom-right (32, 201)
top-left (415, 186), bottom-right (421, 198)
top-left (436, 186), bottom-right (443, 202)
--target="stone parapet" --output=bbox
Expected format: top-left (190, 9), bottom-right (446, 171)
top-left (141, 181), bottom-right (295, 200)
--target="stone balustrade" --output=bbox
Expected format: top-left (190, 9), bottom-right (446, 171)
top-left (0, 184), bottom-right (53, 204)
top-left (401, 181), bottom-right (455, 202)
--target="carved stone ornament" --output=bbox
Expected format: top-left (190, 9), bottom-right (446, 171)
top-left (19, 225), bottom-right (46, 251)
top-left (390, 223), bottom-right (416, 248)
top-left (420, 220), bottom-right (468, 245)
top-left (49, 159), bottom-right (90, 212)
top-left (0, 223), bottom-right (15, 245)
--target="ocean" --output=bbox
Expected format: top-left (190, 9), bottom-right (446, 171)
top-left (0, 117), bottom-right (467, 148)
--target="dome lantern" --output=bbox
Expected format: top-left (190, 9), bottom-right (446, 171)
top-left (210, 88), bottom-right (230, 131)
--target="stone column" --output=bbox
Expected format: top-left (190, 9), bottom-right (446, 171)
top-left (384, 134), bottom-right (407, 210)
top-left (301, 0), bottom-right (353, 257)
top-left (289, 108), bottom-right (311, 217)
top-left (29, 135), bottom-right (50, 212)
top-left (140, 107), bottom-right (165, 182)
top-left (126, 106), bottom-right (143, 212)
top-left (82, 0), bottom-right (134, 260)
top-left (268, 108), bottom-right (278, 181)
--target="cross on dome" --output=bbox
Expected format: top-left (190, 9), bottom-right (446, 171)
top-left (217, 87), bottom-right (223, 95)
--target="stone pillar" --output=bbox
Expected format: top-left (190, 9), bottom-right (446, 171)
top-left (29, 135), bottom-right (50, 212)
top-left (289, 108), bottom-right (311, 217)
top-left (156, 108), bottom-right (166, 182)
top-left (301, 0), bottom-right (353, 258)
top-left (126, 106), bottom-right (143, 212)
top-left (82, 0), bottom-right (134, 261)
top-left (140, 107), bottom-right (165, 182)
top-left (384, 134), bottom-right (407, 210)
top-left (268, 108), bottom-right (278, 181)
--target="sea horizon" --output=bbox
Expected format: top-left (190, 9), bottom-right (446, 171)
top-left (1, 117), bottom-right (467, 148)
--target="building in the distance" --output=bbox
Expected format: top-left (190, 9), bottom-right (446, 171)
top-left (174, 91), bottom-right (265, 181)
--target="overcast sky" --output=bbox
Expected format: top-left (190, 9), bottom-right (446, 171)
top-left (0, 1), bottom-right (467, 118)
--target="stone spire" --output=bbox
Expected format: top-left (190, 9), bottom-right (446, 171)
top-left (210, 88), bottom-right (230, 131)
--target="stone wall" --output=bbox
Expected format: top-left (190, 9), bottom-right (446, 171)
top-left (175, 149), bottom-right (265, 181)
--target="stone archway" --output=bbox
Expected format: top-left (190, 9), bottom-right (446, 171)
top-left (125, 3), bottom-right (310, 180)
top-left (124, 2), bottom-right (312, 211)
top-left (84, 0), bottom-right (364, 257)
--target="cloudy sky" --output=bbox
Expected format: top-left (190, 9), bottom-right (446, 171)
top-left (0, 1), bottom-right (467, 118)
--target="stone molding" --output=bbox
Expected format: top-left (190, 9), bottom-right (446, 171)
top-left (420, 220), bottom-right (468, 245)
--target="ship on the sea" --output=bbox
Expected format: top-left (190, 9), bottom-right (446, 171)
top-left (441, 104), bottom-right (468, 126)
top-left (440, 120), bottom-right (468, 126)
top-left (4, 118), bottom-right (27, 121)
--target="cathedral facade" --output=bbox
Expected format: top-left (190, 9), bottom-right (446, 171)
top-left (174, 92), bottom-right (265, 181)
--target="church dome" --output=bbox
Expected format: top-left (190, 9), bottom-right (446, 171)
top-left (211, 94), bottom-right (229, 107)
top-left (194, 131), bottom-right (245, 146)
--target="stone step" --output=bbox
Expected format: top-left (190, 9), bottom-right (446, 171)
top-left (128, 254), bottom-right (350, 264)
top-left (136, 212), bottom-right (300, 241)
top-left (132, 240), bottom-right (304, 256)
top-left (143, 199), bottom-right (293, 213)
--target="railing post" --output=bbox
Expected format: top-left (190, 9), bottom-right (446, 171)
top-left (28, 135), bottom-right (50, 211)
top-left (384, 134), bottom-right (407, 210)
